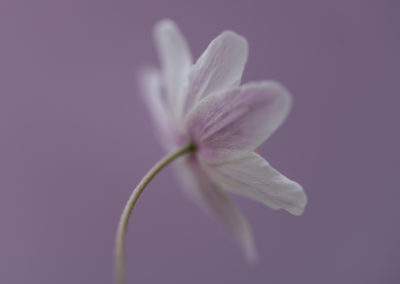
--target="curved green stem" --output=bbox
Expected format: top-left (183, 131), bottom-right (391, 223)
top-left (114, 142), bottom-right (196, 284)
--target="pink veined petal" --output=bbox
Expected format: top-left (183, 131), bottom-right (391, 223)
top-left (186, 81), bottom-right (292, 162)
top-left (175, 155), bottom-right (257, 262)
top-left (153, 19), bottom-right (192, 114)
top-left (183, 31), bottom-right (248, 116)
top-left (203, 152), bottom-right (307, 216)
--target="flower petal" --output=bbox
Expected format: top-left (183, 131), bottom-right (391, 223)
top-left (183, 31), bottom-right (248, 116)
top-left (186, 81), bottom-right (292, 162)
top-left (175, 155), bottom-right (257, 262)
top-left (204, 152), bottom-right (307, 216)
top-left (137, 67), bottom-right (178, 150)
top-left (153, 19), bottom-right (192, 112)
top-left (137, 67), bottom-right (168, 130)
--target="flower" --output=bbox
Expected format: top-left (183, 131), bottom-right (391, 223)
top-left (139, 19), bottom-right (307, 261)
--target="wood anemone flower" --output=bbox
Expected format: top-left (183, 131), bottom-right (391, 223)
top-left (139, 19), bottom-right (307, 262)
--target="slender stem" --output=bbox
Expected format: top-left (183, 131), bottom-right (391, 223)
top-left (114, 142), bottom-right (196, 284)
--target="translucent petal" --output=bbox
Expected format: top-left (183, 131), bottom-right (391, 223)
top-left (186, 81), bottom-right (292, 162)
top-left (175, 155), bottom-right (257, 262)
top-left (138, 67), bottom-right (169, 133)
top-left (153, 19), bottom-right (192, 115)
top-left (204, 152), bottom-right (307, 216)
top-left (183, 31), bottom-right (248, 116)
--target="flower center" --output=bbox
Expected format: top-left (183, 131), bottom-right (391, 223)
top-left (186, 141), bottom-right (197, 153)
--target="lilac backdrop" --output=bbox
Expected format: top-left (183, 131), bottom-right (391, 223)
top-left (1, 0), bottom-right (399, 283)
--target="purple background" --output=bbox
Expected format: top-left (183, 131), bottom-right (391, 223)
top-left (1, 0), bottom-right (399, 283)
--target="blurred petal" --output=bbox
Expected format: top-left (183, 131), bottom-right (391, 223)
top-left (137, 67), bottom-right (178, 150)
top-left (175, 155), bottom-right (257, 262)
top-left (137, 67), bottom-right (168, 131)
top-left (186, 81), bottom-right (292, 162)
top-left (204, 152), bottom-right (307, 216)
top-left (183, 31), bottom-right (248, 115)
top-left (153, 19), bottom-right (192, 112)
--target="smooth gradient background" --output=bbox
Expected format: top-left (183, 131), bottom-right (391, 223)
top-left (1, 0), bottom-right (399, 283)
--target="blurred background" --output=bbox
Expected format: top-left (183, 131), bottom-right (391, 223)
top-left (0, 0), bottom-right (399, 283)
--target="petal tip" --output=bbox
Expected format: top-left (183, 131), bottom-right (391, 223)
top-left (136, 66), bottom-right (158, 95)
top-left (287, 188), bottom-right (308, 216)
top-left (153, 18), bottom-right (177, 33)
top-left (220, 30), bottom-right (248, 43)
top-left (219, 30), bottom-right (249, 56)
top-left (152, 18), bottom-right (183, 48)
top-left (243, 239), bottom-right (258, 265)
top-left (265, 80), bottom-right (293, 108)
top-left (205, 30), bottom-right (248, 65)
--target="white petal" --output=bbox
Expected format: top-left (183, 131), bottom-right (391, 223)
top-left (186, 81), bottom-right (292, 162)
top-left (204, 152), bottom-right (307, 216)
top-left (175, 155), bottom-right (257, 262)
top-left (153, 19), bottom-right (193, 114)
top-left (183, 31), bottom-right (248, 116)
top-left (137, 67), bottom-right (177, 149)
top-left (137, 67), bottom-right (168, 130)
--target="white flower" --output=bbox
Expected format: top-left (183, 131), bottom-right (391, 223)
top-left (139, 19), bottom-right (307, 261)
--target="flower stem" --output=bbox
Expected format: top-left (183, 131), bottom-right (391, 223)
top-left (114, 142), bottom-right (196, 284)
